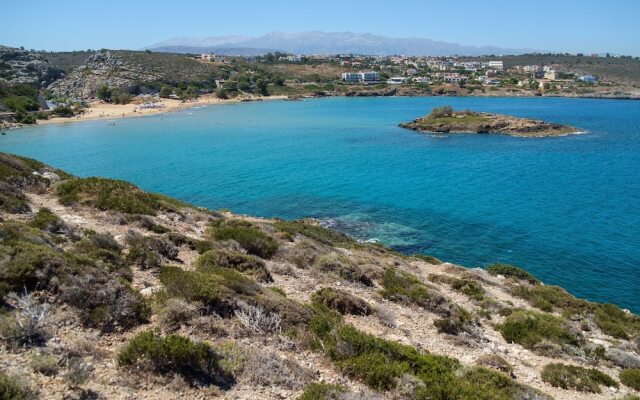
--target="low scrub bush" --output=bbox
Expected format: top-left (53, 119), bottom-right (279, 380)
top-left (512, 284), bottom-right (640, 340)
top-left (234, 301), bottom-right (282, 334)
top-left (380, 269), bottom-right (451, 316)
top-left (485, 263), bottom-right (540, 285)
top-left (274, 219), bottom-right (356, 247)
top-left (497, 310), bottom-right (580, 352)
top-left (411, 253), bottom-right (443, 265)
top-left (433, 306), bottom-right (477, 336)
top-left (157, 298), bottom-right (200, 330)
top-left (56, 177), bottom-right (181, 215)
top-left (307, 308), bottom-right (546, 398)
top-left (209, 220), bottom-right (279, 259)
top-left (29, 352), bottom-right (59, 376)
top-left (126, 232), bottom-right (178, 270)
top-left (195, 249), bottom-right (273, 283)
top-left (166, 232), bottom-right (213, 254)
top-left (243, 348), bottom-right (314, 389)
top-left (314, 254), bottom-right (373, 286)
top-left (475, 354), bottom-right (513, 375)
top-left (311, 287), bottom-right (372, 316)
top-left (29, 208), bottom-right (73, 237)
top-left (428, 105), bottom-right (454, 118)
top-left (0, 291), bottom-right (51, 348)
top-left (117, 330), bottom-right (232, 387)
top-left (0, 371), bottom-right (37, 400)
top-left (450, 278), bottom-right (485, 301)
top-left (299, 383), bottom-right (345, 400)
top-left (620, 368), bottom-right (640, 391)
top-left (541, 363), bottom-right (617, 393)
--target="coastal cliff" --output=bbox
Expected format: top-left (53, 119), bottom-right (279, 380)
top-left (0, 152), bottom-right (639, 399)
top-left (400, 106), bottom-right (579, 137)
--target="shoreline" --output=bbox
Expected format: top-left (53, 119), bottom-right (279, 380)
top-left (5, 91), bottom-right (638, 130)
top-left (36, 94), bottom-right (290, 126)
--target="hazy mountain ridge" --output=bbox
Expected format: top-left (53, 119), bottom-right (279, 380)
top-left (146, 31), bottom-right (539, 56)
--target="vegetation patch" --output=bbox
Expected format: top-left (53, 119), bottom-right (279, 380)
top-left (117, 330), bottom-right (232, 387)
top-left (0, 371), bottom-right (37, 400)
top-left (314, 254), bottom-right (373, 286)
top-left (209, 219), bottom-right (279, 259)
top-left (380, 269), bottom-right (451, 316)
top-left (497, 310), bottom-right (580, 351)
top-left (485, 263), bottom-right (540, 285)
top-left (159, 266), bottom-right (311, 325)
top-left (411, 253), bottom-right (443, 265)
top-left (195, 249), bottom-right (273, 283)
top-left (274, 219), bottom-right (356, 247)
top-left (307, 308), bottom-right (547, 399)
top-left (311, 287), bottom-right (372, 316)
top-left (126, 233), bottom-right (178, 270)
top-left (620, 368), bottom-right (640, 391)
top-left (541, 363), bottom-right (617, 393)
top-left (298, 382), bottom-right (345, 400)
top-left (56, 177), bottom-right (184, 215)
top-left (511, 284), bottom-right (640, 340)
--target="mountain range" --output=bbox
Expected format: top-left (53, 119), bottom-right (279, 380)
top-left (145, 31), bottom-right (539, 56)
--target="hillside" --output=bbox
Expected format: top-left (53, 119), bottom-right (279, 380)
top-left (461, 54), bottom-right (640, 85)
top-left (1, 152), bottom-right (639, 399)
top-left (48, 50), bottom-right (224, 98)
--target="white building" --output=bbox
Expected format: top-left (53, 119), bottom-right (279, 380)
top-left (413, 77), bottom-right (431, 84)
top-left (387, 77), bottom-right (407, 84)
top-left (341, 71), bottom-right (380, 84)
top-left (488, 61), bottom-right (504, 70)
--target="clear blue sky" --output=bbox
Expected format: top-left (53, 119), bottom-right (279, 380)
top-left (2, 0), bottom-right (639, 55)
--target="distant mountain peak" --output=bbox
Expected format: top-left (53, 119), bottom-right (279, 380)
top-left (145, 31), bottom-right (539, 56)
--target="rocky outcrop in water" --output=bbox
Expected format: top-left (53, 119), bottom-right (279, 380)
top-left (400, 108), bottom-right (579, 137)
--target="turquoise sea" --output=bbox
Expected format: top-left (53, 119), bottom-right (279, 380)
top-left (1, 97), bottom-right (639, 312)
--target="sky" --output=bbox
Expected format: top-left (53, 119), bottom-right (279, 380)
top-left (2, 0), bottom-right (639, 55)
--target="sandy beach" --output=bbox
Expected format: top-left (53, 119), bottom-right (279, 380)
top-left (37, 94), bottom-right (289, 125)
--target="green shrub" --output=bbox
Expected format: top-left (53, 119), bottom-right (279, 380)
top-left (166, 232), bottom-right (213, 254)
top-left (29, 353), bottom-right (59, 376)
top-left (126, 234), bottom-right (178, 270)
top-left (274, 220), bottom-right (355, 247)
top-left (298, 382), bottom-right (345, 400)
top-left (306, 308), bottom-right (542, 399)
top-left (511, 284), bottom-right (640, 340)
top-left (195, 249), bottom-right (273, 283)
top-left (451, 278), bottom-right (485, 301)
top-left (497, 310), bottom-right (579, 351)
top-left (620, 368), bottom-right (640, 391)
top-left (428, 105), bottom-right (454, 118)
top-left (118, 330), bottom-right (232, 387)
top-left (541, 363), bottom-right (617, 393)
top-left (314, 254), bottom-right (373, 286)
top-left (485, 263), bottom-right (540, 284)
top-left (210, 220), bottom-right (279, 259)
top-left (311, 287), bottom-right (372, 316)
top-left (411, 253), bottom-right (443, 264)
top-left (433, 306), bottom-right (474, 336)
top-left (56, 177), bottom-right (171, 215)
top-left (380, 269), bottom-right (451, 316)
top-left (0, 371), bottom-right (36, 400)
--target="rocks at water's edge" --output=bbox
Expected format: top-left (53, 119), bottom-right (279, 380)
top-left (400, 107), bottom-right (580, 137)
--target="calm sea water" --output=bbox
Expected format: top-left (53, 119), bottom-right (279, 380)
top-left (2, 97), bottom-right (639, 312)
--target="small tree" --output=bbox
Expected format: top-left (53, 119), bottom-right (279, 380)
top-left (216, 88), bottom-right (228, 99)
top-left (159, 86), bottom-right (172, 98)
top-left (429, 105), bottom-right (454, 118)
top-left (96, 85), bottom-right (111, 102)
top-left (256, 79), bottom-right (269, 96)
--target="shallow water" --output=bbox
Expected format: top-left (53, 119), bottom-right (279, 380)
top-left (2, 97), bottom-right (639, 312)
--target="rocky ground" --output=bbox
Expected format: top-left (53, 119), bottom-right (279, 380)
top-left (0, 153), bottom-right (639, 400)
